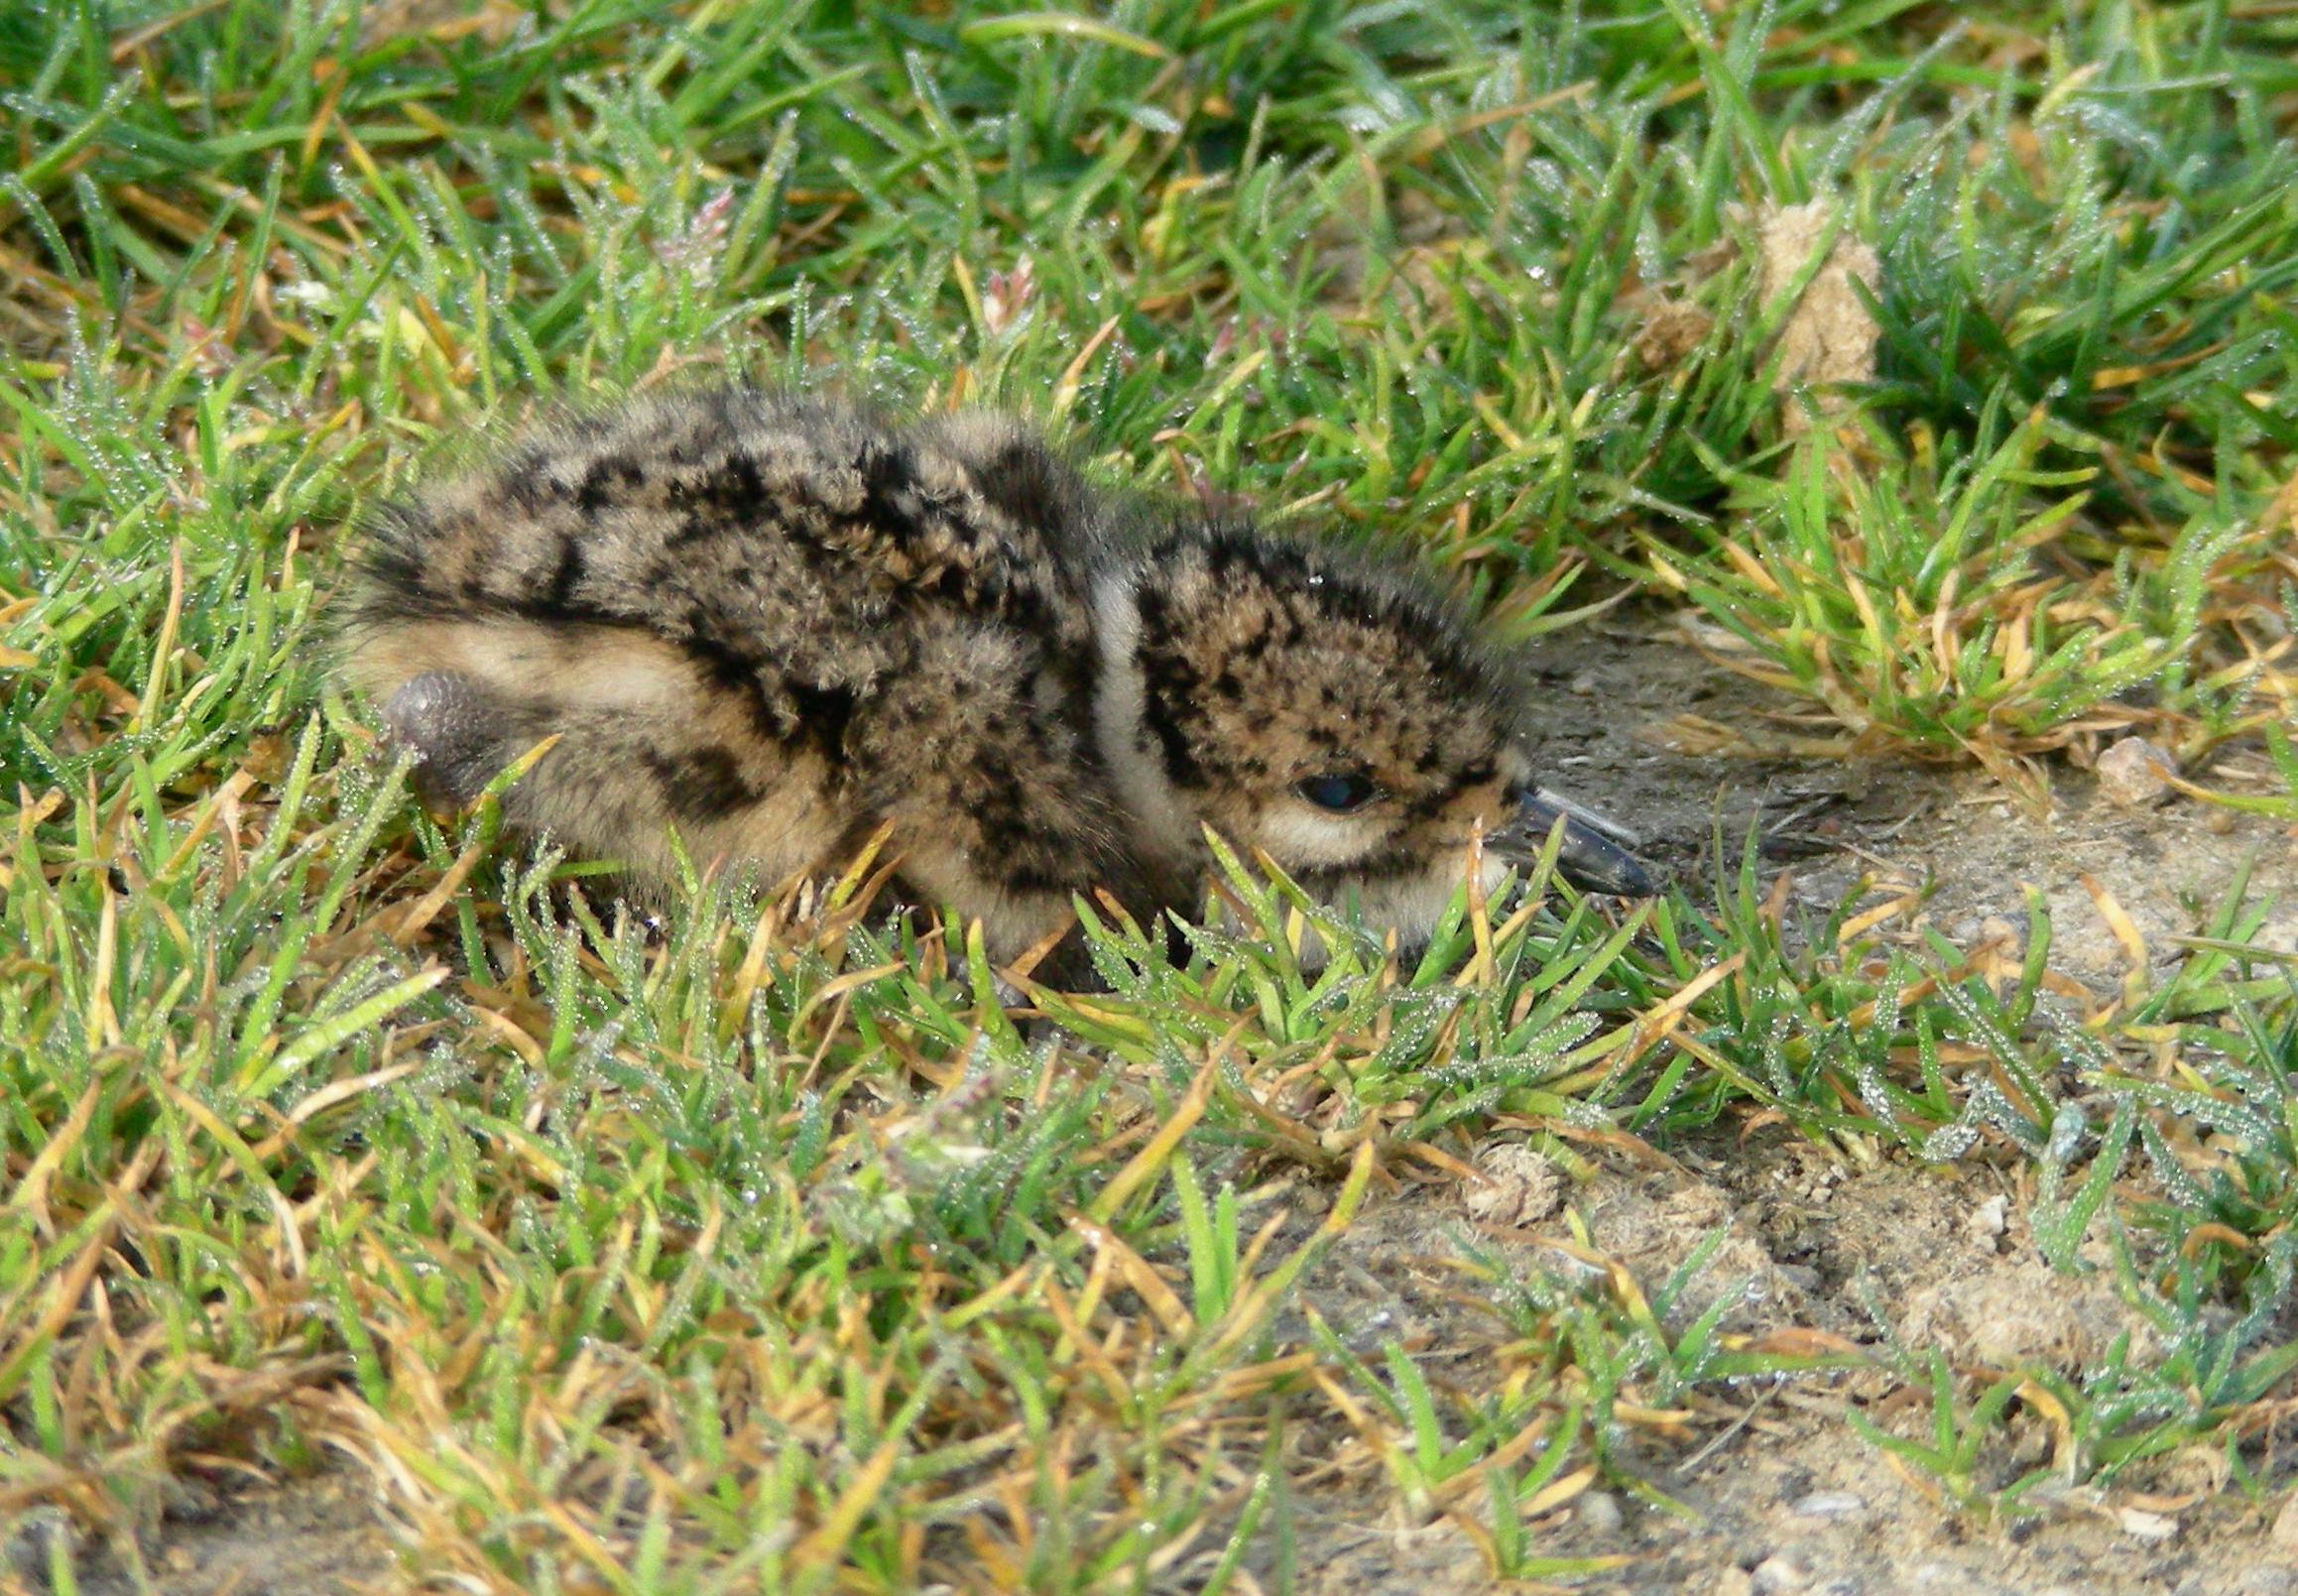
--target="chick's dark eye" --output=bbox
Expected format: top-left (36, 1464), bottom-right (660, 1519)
top-left (1294, 773), bottom-right (1380, 813)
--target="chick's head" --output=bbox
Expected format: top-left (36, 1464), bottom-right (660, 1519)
top-left (1098, 525), bottom-right (1539, 938)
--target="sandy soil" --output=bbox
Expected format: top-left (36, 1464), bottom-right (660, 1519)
top-left (22, 619), bottom-right (2296, 1595)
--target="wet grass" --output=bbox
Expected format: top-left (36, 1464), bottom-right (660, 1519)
top-left (3, 0), bottom-right (2296, 1587)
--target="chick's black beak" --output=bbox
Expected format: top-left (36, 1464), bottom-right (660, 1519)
top-left (1492, 788), bottom-right (1661, 898)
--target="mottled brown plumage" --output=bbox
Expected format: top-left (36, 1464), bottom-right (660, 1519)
top-left (338, 388), bottom-right (1653, 965)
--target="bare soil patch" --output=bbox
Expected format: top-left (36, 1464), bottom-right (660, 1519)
top-left (9, 1471), bottom-right (391, 1596)
top-left (1270, 618), bottom-right (2298, 1593)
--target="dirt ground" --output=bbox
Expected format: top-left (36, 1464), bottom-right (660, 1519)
top-left (19, 618), bottom-right (2297, 1595)
top-left (1538, 615), bottom-right (2298, 991)
top-left (4, 1472), bottom-right (390, 1596)
top-left (1258, 618), bottom-right (2298, 1596)
top-left (1274, 1136), bottom-right (2293, 1596)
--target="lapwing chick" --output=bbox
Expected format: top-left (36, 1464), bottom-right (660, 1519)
top-left (338, 388), bottom-right (1656, 967)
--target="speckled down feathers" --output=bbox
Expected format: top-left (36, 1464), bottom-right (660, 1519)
top-left (339, 388), bottom-right (1629, 963)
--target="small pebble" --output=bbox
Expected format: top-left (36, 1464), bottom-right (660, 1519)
top-left (2117, 1506), bottom-right (2178, 1541)
top-left (1753, 1553), bottom-right (1810, 1594)
top-left (1578, 1490), bottom-right (1624, 1535)
top-left (1964, 1195), bottom-right (2008, 1246)
top-left (2271, 1489), bottom-right (2298, 1550)
top-left (2097, 737), bottom-right (2176, 808)
top-left (1464, 1142), bottom-right (1563, 1228)
top-left (1791, 1490), bottom-right (1868, 1521)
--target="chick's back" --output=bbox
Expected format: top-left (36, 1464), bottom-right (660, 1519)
top-left (341, 391), bottom-right (1132, 947)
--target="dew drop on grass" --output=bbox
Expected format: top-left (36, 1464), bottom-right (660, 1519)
top-left (1920, 1122), bottom-right (1979, 1162)
top-left (1557, 1098), bottom-right (1611, 1132)
top-left (2042, 1102), bottom-right (2088, 1166)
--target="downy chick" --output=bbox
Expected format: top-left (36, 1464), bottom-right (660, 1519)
top-left (337, 388), bottom-right (1655, 965)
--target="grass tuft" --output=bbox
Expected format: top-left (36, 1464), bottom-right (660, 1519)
top-left (3, 1), bottom-right (2295, 1586)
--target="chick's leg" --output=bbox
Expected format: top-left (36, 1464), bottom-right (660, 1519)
top-left (359, 620), bottom-right (836, 886)
top-left (380, 671), bottom-right (514, 810)
top-left (377, 669), bottom-right (668, 869)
